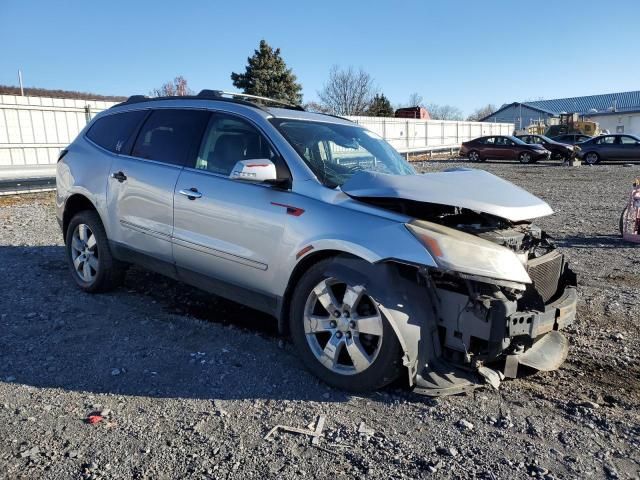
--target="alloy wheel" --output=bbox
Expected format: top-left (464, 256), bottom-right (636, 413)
top-left (70, 223), bottom-right (99, 283)
top-left (584, 152), bottom-right (599, 165)
top-left (520, 152), bottom-right (532, 163)
top-left (469, 151), bottom-right (479, 162)
top-left (303, 278), bottom-right (383, 375)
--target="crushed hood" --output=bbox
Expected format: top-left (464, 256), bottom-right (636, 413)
top-left (341, 168), bottom-right (553, 222)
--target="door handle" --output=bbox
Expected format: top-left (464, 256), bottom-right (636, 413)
top-left (179, 188), bottom-right (202, 200)
top-left (110, 171), bottom-right (127, 183)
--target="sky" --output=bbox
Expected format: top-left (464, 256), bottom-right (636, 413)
top-left (1, 0), bottom-right (639, 116)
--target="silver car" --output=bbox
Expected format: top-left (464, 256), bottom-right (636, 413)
top-left (56, 90), bottom-right (577, 395)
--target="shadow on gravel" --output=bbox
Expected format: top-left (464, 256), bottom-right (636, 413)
top-left (0, 245), bottom-right (414, 404)
top-left (555, 234), bottom-right (631, 249)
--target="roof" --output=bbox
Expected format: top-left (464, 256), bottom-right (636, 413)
top-left (525, 91), bottom-right (640, 115)
top-left (107, 96), bottom-right (354, 126)
top-left (480, 102), bottom-right (557, 121)
top-left (482, 90), bottom-right (640, 121)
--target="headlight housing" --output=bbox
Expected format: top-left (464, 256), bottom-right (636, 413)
top-left (406, 220), bottom-right (531, 284)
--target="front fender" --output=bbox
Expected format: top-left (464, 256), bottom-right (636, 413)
top-left (320, 256), bottom-right (433, 386)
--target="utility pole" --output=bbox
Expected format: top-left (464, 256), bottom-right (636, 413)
top-left (18, 69), bottom-right (24, 96)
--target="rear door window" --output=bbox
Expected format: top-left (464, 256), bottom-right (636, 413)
top-left (131, 109), bottom-right (210, 166)
top-left (86, 110), bottom-right (148, 153)
top-left (596, 136), bottom-right (616, 145)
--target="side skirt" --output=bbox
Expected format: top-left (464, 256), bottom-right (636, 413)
top-left (109, 241), bottom-right (279, 317)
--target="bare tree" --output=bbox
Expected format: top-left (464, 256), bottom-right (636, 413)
top-left (467, 104), bottom-right (497, 121)
top-left (406, 92), bottom-right (424, 107)
top-left (303, 101), bottom-right (330, 113)
top-left (318, 66), bottom-right (375, 116)
top-left (426, 103), bottom-right (463, 121)
top-left (150, 76), bottom-right (194, 97)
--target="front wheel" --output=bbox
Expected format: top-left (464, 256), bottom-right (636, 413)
top-left (289, 258), bottom-right (402, 392)
top-left (518, 151), bottom-right (533, 164)
top-left (584, 152), bottom-right (600, 165)
top-left (65, 210), bottom-right (125, 293)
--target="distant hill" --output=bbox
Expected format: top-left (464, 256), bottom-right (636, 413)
top-left (0, 85), bottom-right (126, 102)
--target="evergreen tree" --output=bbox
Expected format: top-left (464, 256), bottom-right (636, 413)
top-left (367, 93), bottom-right (394, 117)
top-left (231, 40), bottom-right (303, 105)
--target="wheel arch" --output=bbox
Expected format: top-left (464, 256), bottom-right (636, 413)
top-left (279, 251), bottom-right (428, 386)
top-left (62, 194), bottom-right (100, 240)
top-left (278, 249), bottom-right (356, 335)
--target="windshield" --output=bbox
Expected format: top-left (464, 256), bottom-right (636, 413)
top-left (509, 136), bottom-right (528, 145)
top-left (271, 119), bottom-right (415, 187)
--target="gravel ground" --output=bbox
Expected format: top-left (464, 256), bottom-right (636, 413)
top-left (0, 160), bottom-right (639, 479)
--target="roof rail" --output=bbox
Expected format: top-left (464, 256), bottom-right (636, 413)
top-left (197, 90), bottom-right (305, 111)
top-left (114, 90), bottom-right (304, 112)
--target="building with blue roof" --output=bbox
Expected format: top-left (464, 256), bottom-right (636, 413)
top-left (482, 91), bottom-right (640, 135)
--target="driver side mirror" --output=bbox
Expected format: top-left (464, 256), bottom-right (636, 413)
top-left (229, 159), bottom-right (278, 183)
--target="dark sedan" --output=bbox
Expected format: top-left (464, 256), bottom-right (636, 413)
top-left (577, 134), bottom-right (640, 165)
top-left (460, 135), bottom-right (551, 163)
top-left (516, 134), bottom-right (575, 161)
top-left (551, 133), bottom-right (593, 145)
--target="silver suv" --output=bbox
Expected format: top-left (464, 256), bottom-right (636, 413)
top-left (56, 91), bottom-right (577, 395)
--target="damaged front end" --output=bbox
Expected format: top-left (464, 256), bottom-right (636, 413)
top-left (404, 210), bottom-right (577, 395)
top-left (340, 169), bottom-right (577, 395)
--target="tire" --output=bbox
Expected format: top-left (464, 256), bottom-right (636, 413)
top-left (584, 152), bottom-right (600, 165)
top-left (65, 210), bottom-right (125, 293)
top-left (289, 258), bottom-right (403, 392)
top-left (468, 150), bottom-right (481, 162)
top-left (619, 206), bottom-right (628, 235)
top-left (518, 151), bottom-right (534, 164)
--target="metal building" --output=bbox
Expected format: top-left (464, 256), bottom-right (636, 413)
top-left (482, 91), bottom-right (640, 133)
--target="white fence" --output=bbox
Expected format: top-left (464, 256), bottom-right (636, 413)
top-left (347, 116), bottom-right (514, 153)
top-left (0, 95), bottom-right (117, 180)
top-left (0, 94), bottom-right (514, 181)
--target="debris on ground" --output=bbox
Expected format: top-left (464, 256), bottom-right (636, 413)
top-left (264, 414), bottom-right (326, 444)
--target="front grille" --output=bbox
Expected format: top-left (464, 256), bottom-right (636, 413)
top-left (527, 251), bottom-right (563, 303)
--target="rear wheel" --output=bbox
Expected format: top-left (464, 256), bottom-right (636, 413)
top-left (468, 150), bottom-right (481, 162)
top-left (584, 152), bottom-right (600, 165)
top-left (65, 210), bottom-right (125, 292)
top-left (518, 151), bottom-right (533, 164)
top-left (289, 258), bottom-right (402, 392)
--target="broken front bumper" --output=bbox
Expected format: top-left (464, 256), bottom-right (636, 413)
top-left (503, 284), bottom-right (576, 377)
top-left (414, 263), bottom-right (577, 396)
top-left (508, 284), bottom-right (576, 339)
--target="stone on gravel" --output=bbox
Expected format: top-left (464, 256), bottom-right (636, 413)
top-left (456, 419), bottom-right (474, 431)
top-left (436, 446), bottom-right (458, 457)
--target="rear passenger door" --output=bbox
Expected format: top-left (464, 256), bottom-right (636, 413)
top-left (481, 137), bottom-right (499, 159)
top-left (105, 108), bottom-right (210, 268)
top-left (593, 136), bottom-right (618, 160)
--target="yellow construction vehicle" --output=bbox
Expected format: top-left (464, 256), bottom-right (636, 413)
top-left (545, 113), bottom-right (599, 137)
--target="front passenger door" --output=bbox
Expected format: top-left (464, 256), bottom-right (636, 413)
top-left (172, 113), bottom-right (294, 309)
top-left (618, 135), bottom-right (640, 161)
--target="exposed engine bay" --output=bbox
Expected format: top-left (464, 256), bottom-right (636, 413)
top-left (352, 196), bottom-right (577, 394)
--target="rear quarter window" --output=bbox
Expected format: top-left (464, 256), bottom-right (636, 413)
top-left (86, 110), bottom-right (148, 153)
